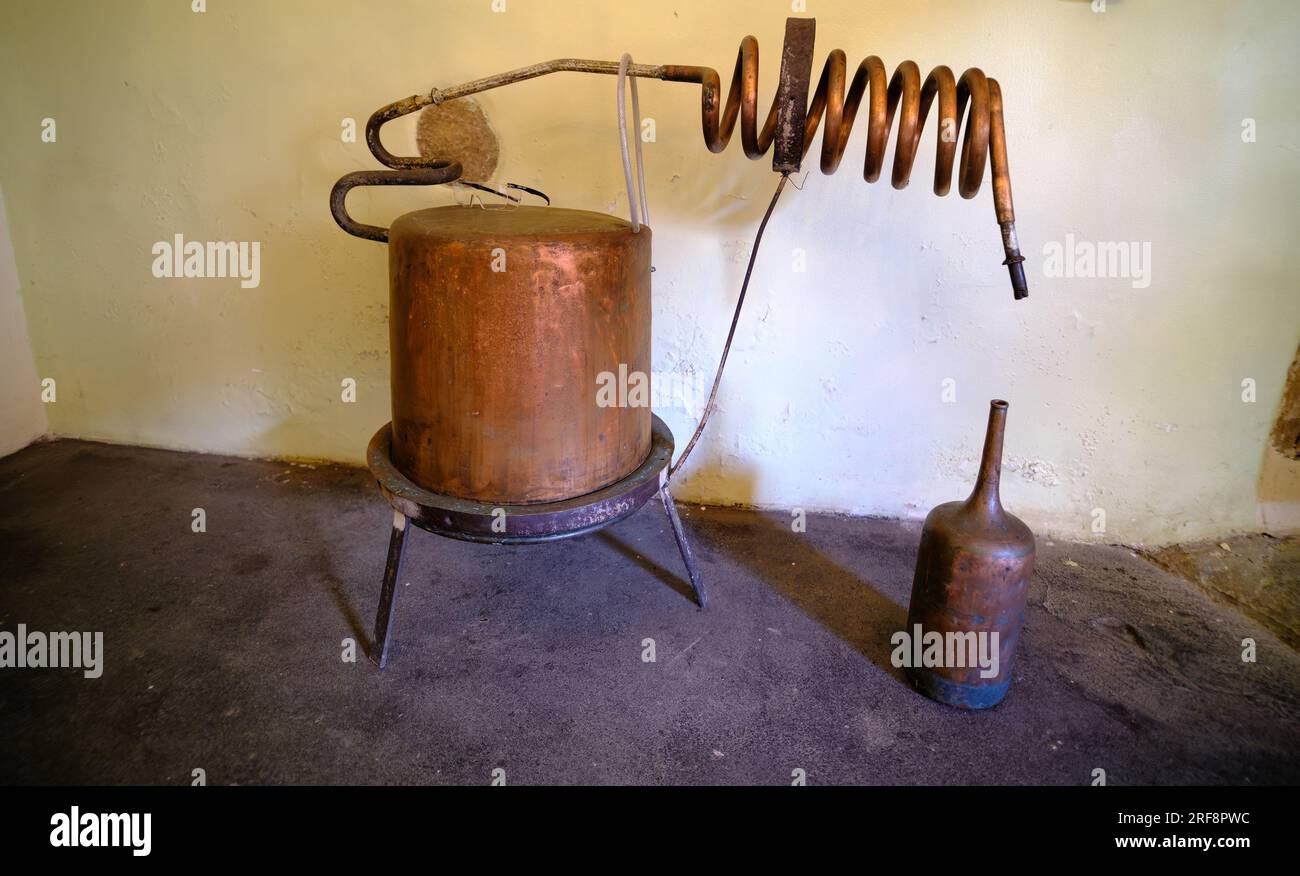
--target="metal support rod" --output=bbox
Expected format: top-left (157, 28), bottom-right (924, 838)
top-left (435, 59), bottom-right (668, 103)
top-left (371, 510), bottom-right (410, 668)
top-left (660, 485), bottom-right (707, 608)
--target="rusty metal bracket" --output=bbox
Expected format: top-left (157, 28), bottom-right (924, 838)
top-left (329, 165), bottom-right (461, 243)
top-left (772, 17), bottom-right (816, 173)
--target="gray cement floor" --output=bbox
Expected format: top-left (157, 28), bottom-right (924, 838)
top-left (1, 438), bottom-right (1298, 785)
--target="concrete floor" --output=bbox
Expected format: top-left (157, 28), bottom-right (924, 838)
top-left (1, 438), bottom-right (1298, 785)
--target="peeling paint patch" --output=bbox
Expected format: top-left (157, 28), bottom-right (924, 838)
top-left (1005, 456), bottom-right (1062, 488)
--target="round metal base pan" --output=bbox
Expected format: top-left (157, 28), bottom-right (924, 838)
top-left (366, 415), bottom-right (673, 544)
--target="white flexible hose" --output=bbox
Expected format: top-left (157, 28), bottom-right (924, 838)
top-left (617, 53), bottom-right (649, 231)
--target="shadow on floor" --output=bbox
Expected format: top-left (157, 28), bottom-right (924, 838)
top-left (598, 525), bottom-right (700, 606)
top-left (689, 507), bottom-right (912, 686)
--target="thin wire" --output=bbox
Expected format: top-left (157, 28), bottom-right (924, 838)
top-left (668, 172), bottom-right (790, 481)
top-left (617, 53), bottom-right (649, 230)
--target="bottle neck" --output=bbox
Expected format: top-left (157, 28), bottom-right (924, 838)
top-left (967, 402), bottom-right (1007, 515)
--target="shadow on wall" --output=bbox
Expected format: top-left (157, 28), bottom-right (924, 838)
top-left (1259, 344), bottom-right (1300, 532)
top-left (0, 184), bottom-right (47, 457)
top-left (238, 118), bottom-right (394, 463)
top-left (669, 408), bottom-right (762, 509)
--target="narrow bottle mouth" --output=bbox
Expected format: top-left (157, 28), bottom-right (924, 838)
top-left (991, 399), bottom-right (1009, 410)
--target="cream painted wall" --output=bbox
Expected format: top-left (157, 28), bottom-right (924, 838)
top-left (1, 0), bottom-right (1297, 545)
top-left (0, 186), bottom-right (47, 456)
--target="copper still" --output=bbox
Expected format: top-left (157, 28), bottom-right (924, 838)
top-left (329, 15), bottom-right (1032, 668)
top-left (905, 400), bottom-right (1035, 709)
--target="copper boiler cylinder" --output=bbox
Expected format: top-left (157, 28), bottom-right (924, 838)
top-left (387, 205), bottom-right (651, 504)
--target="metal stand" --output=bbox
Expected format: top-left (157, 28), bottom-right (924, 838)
top-left (365, 415), bottom-right (704, 668)
top-left (659, 484), bottom-right (706, 609)
top-left (371, 510), bottom-right (409, 669)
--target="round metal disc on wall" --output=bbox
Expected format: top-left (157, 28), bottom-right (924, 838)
top-left (416, 96), bottom-right (499, 182)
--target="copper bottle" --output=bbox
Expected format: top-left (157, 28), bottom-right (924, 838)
top-left (904, 400), bottom-right (1035, 709)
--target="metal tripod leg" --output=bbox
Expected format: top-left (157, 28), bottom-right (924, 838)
top-left (371, 509), bottom-right (410, 668)
top-left (659, 484), bottom-right (706, 608)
